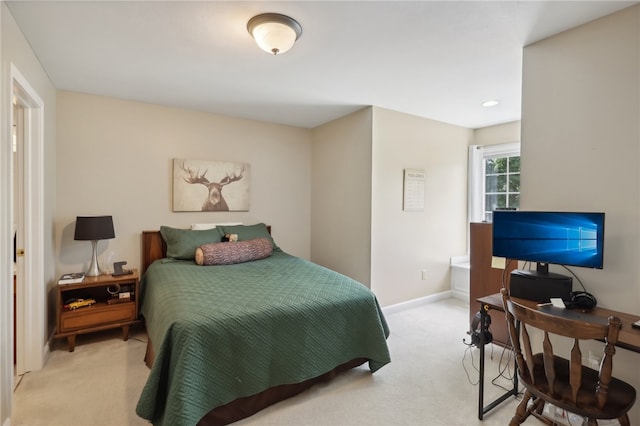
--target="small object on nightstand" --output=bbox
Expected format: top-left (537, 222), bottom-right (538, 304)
top-left (632, 320), bottom-right (640, 329)
top-left (58, 272), bottom-right (85, 285)
top-left (64, 298), bottom-right (96, 310)
top-left (112, 261), bottom-right (133, 277)
top-left (106, 283), bottom-right (121, 296)
top-left (107, 297), bottom-right (130, 305)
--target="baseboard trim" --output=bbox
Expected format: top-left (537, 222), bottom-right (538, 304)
top-left (450, 289), bottom-right (470, 302)
top-left (42, 338), bottom-right (51, 369)
top-left (382, 290), bottom-right (452, 315)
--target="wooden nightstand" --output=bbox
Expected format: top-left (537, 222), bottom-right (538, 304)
top-left (55, 269), bottom-right (140, 352)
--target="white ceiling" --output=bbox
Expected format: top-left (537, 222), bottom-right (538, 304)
top-left (6, 1), bottom-right (636, 129)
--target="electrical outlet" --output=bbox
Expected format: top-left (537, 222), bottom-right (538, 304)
top-left (421, 269), bottom-right (427, 280)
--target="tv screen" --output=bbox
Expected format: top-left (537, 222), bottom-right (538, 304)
top-left (492, 211), bottom-right (605, 269)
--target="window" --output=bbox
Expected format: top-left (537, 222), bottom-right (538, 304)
top-left (468, 142), bottom-right (520, 223)
top-left (484, 155), bottom-right (520, 217)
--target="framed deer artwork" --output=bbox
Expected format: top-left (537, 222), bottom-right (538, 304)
top-left (173, 159), bottom-right (250, 212)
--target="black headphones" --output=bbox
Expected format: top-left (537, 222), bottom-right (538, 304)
top-left (564, 291), bottom-right (597, 310)
top-left (467, 311), bottom-right (493, 347)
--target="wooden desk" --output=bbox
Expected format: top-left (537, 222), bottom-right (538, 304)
top-left (475, 293), bottom-right (640, 420)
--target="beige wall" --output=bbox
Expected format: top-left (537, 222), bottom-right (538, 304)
top-left (311, 108), bottom-right (373, 286)
top-left (56, 92), bottom-right (313, 276)
top-left (56, 92), bottom-right (479, 327)
top-left (473, 120), bottom-right (520, 146)
top-left (371, 107), bottom-right (472, 306)
top-left (522, 5), bottom-right (640, 422)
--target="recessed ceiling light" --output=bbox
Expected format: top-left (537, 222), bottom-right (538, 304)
top-left (481, 100), bottom-right (499, 107)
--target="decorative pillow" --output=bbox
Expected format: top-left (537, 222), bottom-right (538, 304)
top-left (160, 226), bottom-right (223, 260)
top-left (190, 222), bottom-right (243, 230)
top-left (218, 223), bottom-right (280, 251)
top-left (195, 238), bottom-right (273, 265)
top-left (190, 223), bottom-right (218, 230)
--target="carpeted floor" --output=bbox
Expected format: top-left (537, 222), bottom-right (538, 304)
top-left (12, 297), bottom-right (526, 425)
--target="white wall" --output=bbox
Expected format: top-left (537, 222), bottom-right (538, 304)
top-left (371, 107), bottom-right (472, 306)
top-left (522, 5), bottom-right (640, 422)
top-left (311, 108), bottom-right (373, 286)
top-left (0, 2), bottom-right (57, 423)
top-left (56, 91), bottom-right (313, 280)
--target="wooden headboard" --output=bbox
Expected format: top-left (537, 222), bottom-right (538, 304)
top-left (142, 230), bottom-right (166, 274)
top-left (141, 226), bottom-right (272, 274)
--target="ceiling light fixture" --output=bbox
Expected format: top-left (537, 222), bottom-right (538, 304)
top-left (247, 13), bottom-right (302, 55)
top-left (481, 100), bottom-right (500, 107)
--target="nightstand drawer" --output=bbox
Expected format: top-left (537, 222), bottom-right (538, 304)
top-left (60, 302), bottom-right (135, 332)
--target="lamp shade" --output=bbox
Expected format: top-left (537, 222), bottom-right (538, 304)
top-left (74, 216), bottom-right (115, 241)
top-left (247, 13), bottom-right (302, 55)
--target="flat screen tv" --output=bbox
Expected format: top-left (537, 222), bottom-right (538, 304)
top-left (492, 211), bottom-right (605, 271)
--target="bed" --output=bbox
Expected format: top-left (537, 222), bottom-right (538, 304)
top-left (135, 223), bottom-right (391, 426)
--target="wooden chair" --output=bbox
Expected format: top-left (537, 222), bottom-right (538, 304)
top-left (500, 288), bottom-right (636, 426)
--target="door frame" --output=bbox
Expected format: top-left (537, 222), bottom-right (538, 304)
top-left (10, 63), bottom-right (45, 375)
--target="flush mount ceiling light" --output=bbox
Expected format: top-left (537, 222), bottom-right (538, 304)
top-left (481, 100), bottom-right (500, 107)
top-left (247, 13), bottom-right (302, 55)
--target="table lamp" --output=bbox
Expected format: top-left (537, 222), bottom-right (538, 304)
top-left (74, 216), bottom-right (115, 276)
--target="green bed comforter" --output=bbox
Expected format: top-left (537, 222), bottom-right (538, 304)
top-left (135, 251), bottom-right (391, 426)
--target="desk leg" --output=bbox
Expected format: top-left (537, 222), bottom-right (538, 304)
top-left (513, 320), bottom-right (519, 395)
top-left (477, 302), bottom-right (519, 420)
top-left (478, 305), bottom-right (488, 420)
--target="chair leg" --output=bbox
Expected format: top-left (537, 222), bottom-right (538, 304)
top-left (618, 414), bottom-right (631, 426)
top-left (529, 398), bottom-right (552, 425)
top-left (586, 419), bottom-right (597, 426)
top-left (510, 390), bottom-right (533, 425)
top-left (533, 398), bottom-right (544, 415)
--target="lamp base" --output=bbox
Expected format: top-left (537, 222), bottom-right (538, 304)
top-left (86, 240), bottom-right (105, 276)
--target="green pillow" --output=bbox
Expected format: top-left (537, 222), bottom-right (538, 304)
top-left (160, 226), bottom-right (223, 260)
top-left (218, 223), bottom-right (280, 251)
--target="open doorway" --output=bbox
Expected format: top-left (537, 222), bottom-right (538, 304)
top-left (12, 100), bottom-right (24, 384)
top-left (10, 65), bottom-right (46, 381)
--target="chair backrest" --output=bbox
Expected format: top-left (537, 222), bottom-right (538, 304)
top-left (500, 288), bottom-right (622, 409)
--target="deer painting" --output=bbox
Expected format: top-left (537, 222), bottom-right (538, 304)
top-left (176, 160), bottom-right (248, 211)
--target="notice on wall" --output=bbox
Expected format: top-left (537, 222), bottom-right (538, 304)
top-left (403, 169), bottom-right (425, 211)
top-left (491, 256), bottom-right (507, 270)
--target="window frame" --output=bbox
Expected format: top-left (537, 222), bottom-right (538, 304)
top-left (468, 142), bottom-right (520, 224)
top-left (483, 143), bottom-right (520, 219)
